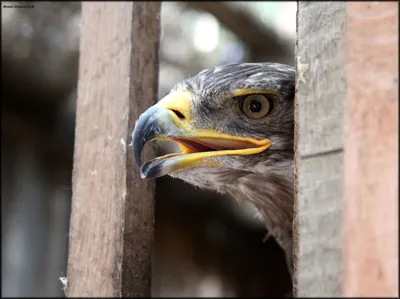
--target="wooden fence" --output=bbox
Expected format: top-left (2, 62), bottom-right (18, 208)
top-left (67, 2), bottom-right (398, 297)
top-left (295, 2), bottom-right (398, 297)
top-left (67, 3), bottom-right (160, 296)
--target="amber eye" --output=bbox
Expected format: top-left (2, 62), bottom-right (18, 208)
top-left (240, 94), bottom-right (274, 119)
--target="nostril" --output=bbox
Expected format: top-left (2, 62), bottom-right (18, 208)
top-left (172, 110), bottom-right (185, 120)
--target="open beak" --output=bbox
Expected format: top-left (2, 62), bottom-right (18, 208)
top-left (132, 91), bottom-right (271, 179)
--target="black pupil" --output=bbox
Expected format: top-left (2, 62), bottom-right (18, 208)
top-left (249, 100), bottom-right (262, 113)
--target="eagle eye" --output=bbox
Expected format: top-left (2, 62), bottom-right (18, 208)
top-left (240, 94), bottom-right (274, 119)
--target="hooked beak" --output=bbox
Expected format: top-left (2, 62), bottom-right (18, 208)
top-left (132, 91), bottom-right (271, 179)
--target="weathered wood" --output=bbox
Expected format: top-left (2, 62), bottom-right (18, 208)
top-left (344, 2), bottom-right (398, 297)
top-left (67, 2), bottom-right (160, 297)
top-left (295, 2), bottom-right (346, 296)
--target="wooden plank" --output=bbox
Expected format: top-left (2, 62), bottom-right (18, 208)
top-left (294, 2), bottom-right (346, 296)
top-left (344, 2), bottom-right (398, 297)
top-left (67, 2), bottom-right (160, 297)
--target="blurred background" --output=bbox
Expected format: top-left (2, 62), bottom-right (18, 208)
top-left (1, 1), bottom-right (296, 297)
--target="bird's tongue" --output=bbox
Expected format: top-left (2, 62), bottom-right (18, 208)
top-left (174, 137), bottom-right (257, 153)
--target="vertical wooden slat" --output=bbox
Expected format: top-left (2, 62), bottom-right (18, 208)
top-left (295, 2), bottom-right (346, 297)
top-left (67, 2), bottom-right (160, 297)
top-left (123, 3), bottom-right (160, 297)
top-left (345, 2), bottom-right (398, 297)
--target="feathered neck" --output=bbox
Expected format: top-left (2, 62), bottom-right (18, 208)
top-left (227, 167), bottom-right (294, 274)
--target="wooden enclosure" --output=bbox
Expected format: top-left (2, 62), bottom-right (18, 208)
top-left (344, 2), bottom-right (398, 296)
top-left (295, 2), bottom-right (398, 297)
top-left (65, 1), bottom-right (398, 297)
top-left (66, 2), bottom-right (160, 297)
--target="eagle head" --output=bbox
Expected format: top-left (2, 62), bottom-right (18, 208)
top-left (133, 62), bottom-right (295, 273)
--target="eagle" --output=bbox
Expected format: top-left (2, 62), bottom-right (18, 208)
top-left (133, 63), bottom-right (295, 277)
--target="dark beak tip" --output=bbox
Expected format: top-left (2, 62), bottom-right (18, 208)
top-left (132, 106), bottom-right (178, 179)
top-left (132, 106), bottom-right (164, 170)
top-left (140, 161), bottom-right (164, 180)
top-left (140, 162), bottom-right (151, 179)
top-left (132, 131), bottom-right (142, 167)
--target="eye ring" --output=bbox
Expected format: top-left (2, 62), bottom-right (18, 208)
top-left (239, 94), bottom-right (275, 119)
